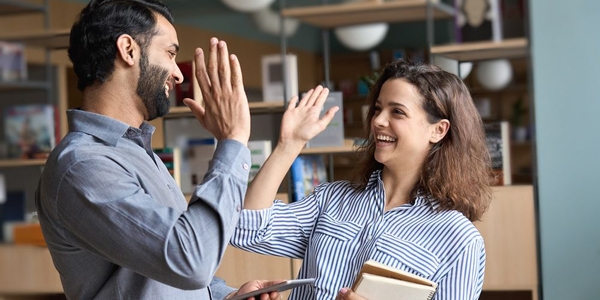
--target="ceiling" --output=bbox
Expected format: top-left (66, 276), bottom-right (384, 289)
top-left (66, 0), bottom-right (448, 53)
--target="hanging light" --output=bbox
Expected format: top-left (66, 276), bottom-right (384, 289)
top-left (334, 23), bottom-right (389, 51)
top-left (432, 55), bottom-right (473, 79)
top-left (476, 59), bottom-right (513, 91)
top-left (251, 7), bottom-right (299, 37)
top-left (220, 0), bottom-right (275, 13)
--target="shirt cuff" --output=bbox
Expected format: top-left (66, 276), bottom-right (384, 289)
top-left (236, 200), bottom-right (286, 230)
top-left (211, 139), bottom-right (251, 183)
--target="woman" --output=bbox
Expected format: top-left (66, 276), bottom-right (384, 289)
top-left (232, 59), bottom-right (493, 300)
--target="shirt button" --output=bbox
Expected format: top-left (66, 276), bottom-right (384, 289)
top-left (367, 235), bottom-right (372, 240)
top-left (242, 163), bottom-right (249, 170)
top-left (236, 205), bottom-right (241, 212)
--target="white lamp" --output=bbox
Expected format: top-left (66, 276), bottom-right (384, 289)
top-left (251, 7), bottom-right (299, 37)
top-left (432, 55), bottom-right (473, 79)
top-left (476, 59), bottom-right (513, 91)
top-left (334, 23), bottom-right (389, 51)
top-left (220, 0), bottom-right (275, 13)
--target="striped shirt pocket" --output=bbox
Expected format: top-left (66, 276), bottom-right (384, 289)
top-left (373, 233), bottom-right (441, 278)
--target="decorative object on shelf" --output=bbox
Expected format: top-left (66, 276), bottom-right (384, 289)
top-left (261, 53), bottom-right (298, 102)
top-left (484, 121), bottom-right (511, 186)
top-left (334, 23), bottom-right (389, 51)
top-left (475, 58), bottom-right (513, 91)
top-left (510, 97), bottom-right (528, 142)
top-left (432, 55), bottom-right (473, 79)
top-left (305, 91), bottom-right (345, 148)
top-left (454, 0), bottom-right (502, 42)
top-left (220, 0), bottom-right (275, 13)
top-left (251, 7), bottom-right (299, 37)
top-left (0, 174), bottom-right (5, 204)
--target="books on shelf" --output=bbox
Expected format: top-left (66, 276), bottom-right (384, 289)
top-left (3, 104), bottom-right (57, 159)
top-left (305, 91), bottom-right (345, 148)
top-left (248, 140), bottom-right (272, 183)
top-left (290, 154), bottom-right (328, 202)
top-left (484, 121), bottom-right (511, 185)
top-left (154, 147), bottom-right (182, 188)
top-left (352, 260), bottom-right (437, 300)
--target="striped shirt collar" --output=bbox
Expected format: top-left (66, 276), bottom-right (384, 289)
top-left (366, 169), bottom-right (440, 210)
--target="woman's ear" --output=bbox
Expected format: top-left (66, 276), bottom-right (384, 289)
top-left (116, 34), bottom-right (136, 66)
top-left (430, 119), bottom-right (450, 143)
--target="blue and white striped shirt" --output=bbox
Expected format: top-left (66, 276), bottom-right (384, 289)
top-left (232, 170), bottom-right (485, 300)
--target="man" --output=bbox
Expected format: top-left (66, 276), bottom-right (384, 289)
top-left (35, 0), bottom-right (280, 299)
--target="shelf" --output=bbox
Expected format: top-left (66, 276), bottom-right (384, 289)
top-left (164, 101), bottom-right (286, 119)
top-left (430, 38), bottom-right (529, 62)
top-left (281, 0), bottom-right (454, 28)
top-left (0, 158), bottom-right (46, 168)
top-left (301, 138), bottom-right (357, 154)
top-left (0, 28), bottom-right (70, 49)
top-left (0, 0), bottom-right (45, 16)
top-left (0, 80), bottom-right (51, 91)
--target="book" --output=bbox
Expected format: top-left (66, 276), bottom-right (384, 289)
top-left (3, 104), bottom-right (57, 159)
top-left (352, 260), bottom-right (437, 300)
top-left (171, 61), bottom-right (201, 107)
top-left (247, 140), bottom-right (272, 183)
top-left (305, 91), bottom-right (345, 148)
top-left (290, 155), bottom-right (328, 202)
top-left (0, 41), bottom-right (27, 82)
top-left (484, 121), bottom-right (511, 185)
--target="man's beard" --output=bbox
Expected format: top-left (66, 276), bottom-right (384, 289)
top-left (137, 52), bottom-right (170, 121)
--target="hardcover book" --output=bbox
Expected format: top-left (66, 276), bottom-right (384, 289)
top-left (484, 121), bottom-right (512, 185)
top-left (248, 140), bottom-right (272, 183)
top-left (352, 260), bottom-right (437, 300)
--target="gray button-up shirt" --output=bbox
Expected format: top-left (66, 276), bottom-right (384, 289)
top-left (35, 109), bottom-right (250, 299)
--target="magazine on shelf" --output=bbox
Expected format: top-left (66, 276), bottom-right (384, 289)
top-left (3, 104), bottom-right (56, 159)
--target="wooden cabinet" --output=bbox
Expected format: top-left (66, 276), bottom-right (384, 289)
top-left (476, 185), bottom-right (538, 300)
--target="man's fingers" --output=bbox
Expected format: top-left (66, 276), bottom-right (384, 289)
top-left (305, 85), bottom-right (324, 107)
top-left (218, 40), bottom-right (232, 91)
top-left (207, 37), bottom-right (221, 92)
top-left (230, 54), bottom-right (244, 93)
top-left (194, 48), bottom-right (211, 100)
top-left (313, 87), bottom-right (330, 108)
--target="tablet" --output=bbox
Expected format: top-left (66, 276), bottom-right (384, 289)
top-left (228, 278), bottom-right (316, 300)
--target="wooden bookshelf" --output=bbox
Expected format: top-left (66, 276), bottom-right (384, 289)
top-left (300, 138), bottom-right (357, 154)
top-left (164, 101), bottom-right (286, 119)
top-left (0, 28), bottom-right (70, 49)
top-left (0, 80), bottom-right (51, 91)
top-left (281, 0), bottom-right (454, 28)
top-left (0, 158), bottom-right (46, 168)
top-left (430, 38), bottom-right (529, 61)
top-left (0, 1), bottom-right (45, 16)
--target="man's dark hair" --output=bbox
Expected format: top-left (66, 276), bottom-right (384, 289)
top-left (68, 0), bottom-right (173, 91)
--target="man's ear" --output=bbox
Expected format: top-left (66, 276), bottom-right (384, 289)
top-left (116, 34), bottom-right (137, 66)
top-left (430, 119), bottom-right (450, 143)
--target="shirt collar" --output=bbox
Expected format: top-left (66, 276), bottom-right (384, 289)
top-left (67, 109), bottom-right (156, 148)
